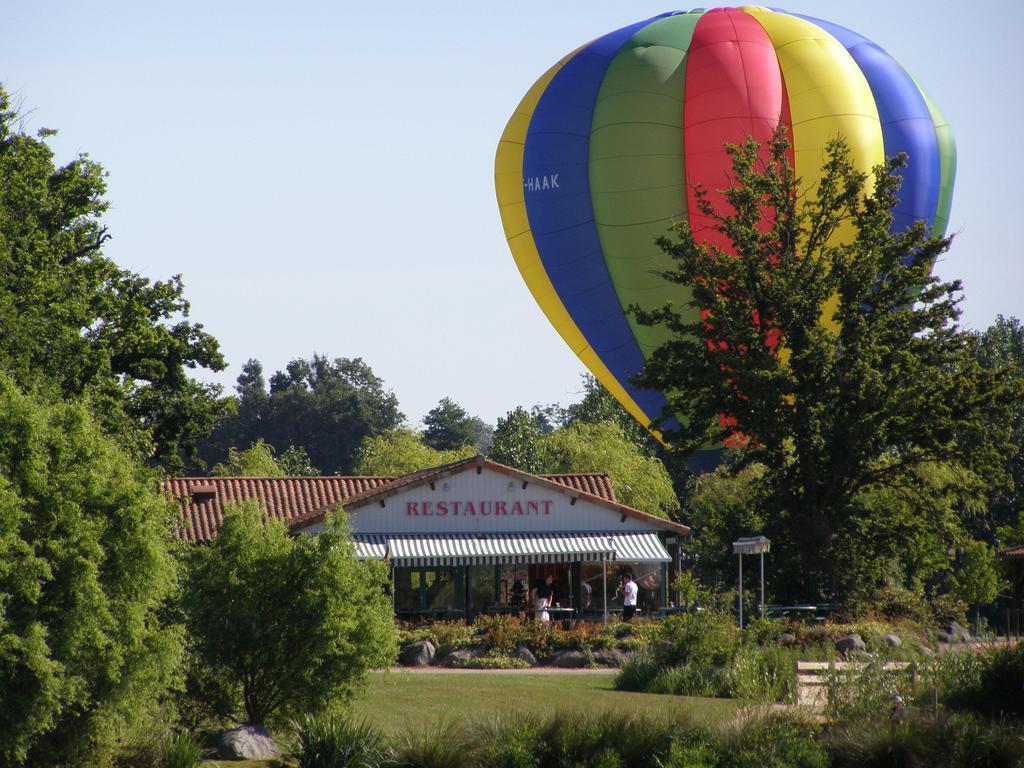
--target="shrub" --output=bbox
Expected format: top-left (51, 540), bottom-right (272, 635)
top-left (397, 621), bottom-right (476, 656)
top-left (293, 713), bottom-right (389, 768)
top-left (0, 380), bottom-right (181, 767)
top-left (740, 617), bottom-right (786, 646)
top-left (930, 591), bottom-right (969, 627)
top-left (182, 507), bottom-right (397, 724)
top-left (449, 657), bottom-right (529, 670)
top-left (862, 584), bottom-right (933, 623)
top-left (654, 611), bottom-right (739, 667)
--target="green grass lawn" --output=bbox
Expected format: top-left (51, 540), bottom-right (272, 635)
top-left (202, 672), bottom-right (737, 765)
top-left (354, 670), bottom-right (738, 736)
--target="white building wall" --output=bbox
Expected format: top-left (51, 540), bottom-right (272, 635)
top-left (319, 467), bottom-right (664, 536)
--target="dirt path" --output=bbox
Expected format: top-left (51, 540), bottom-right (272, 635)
top-left (384, 666), bottom-right (617, 674)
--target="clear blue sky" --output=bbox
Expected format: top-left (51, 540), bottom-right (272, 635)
top-left (6, 2), bottom-right (1022, 427)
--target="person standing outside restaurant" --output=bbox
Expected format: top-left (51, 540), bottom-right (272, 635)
top-left (535, 574), bottom-right (555, 622)
top-left (622, 573), bottom-right (638, 622)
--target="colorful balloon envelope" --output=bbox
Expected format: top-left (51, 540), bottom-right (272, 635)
top-left (494, 6), bottom-right (955, 470)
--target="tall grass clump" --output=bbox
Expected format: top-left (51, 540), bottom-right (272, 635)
top-left (726, 645), bottom-right (794, 703)
top-left (661, 712), bottom-right (828, 768)
top-left (616, 639), bottom-right (793, 702)
top-left (293, 713), bottom-right (389, 768)
top-left (394, 721), bottom-right (475, 768)
top-left (828, 712), bottom-right (1024, 768)
top-left (161, 730), bottom-right (206, 768)
top-left (824, 658), bottom-right (917, 722)
top-left (717, 712), bottom-right (829, 768)
top-left (476, 714), bottom-right (542, 768)
top-left (615, 651), bottom-right (662, 692)
top-left (932, 642), bottom-right (1024, 718)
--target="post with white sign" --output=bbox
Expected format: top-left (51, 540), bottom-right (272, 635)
top-left (732, 536), bottom-right (770, 628)
top-left (602, 561), bottom-right (608, 626)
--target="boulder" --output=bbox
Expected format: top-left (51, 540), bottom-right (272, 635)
top-left (882, 633), bottom-right (902, 648)
top-left (514, 644), bottom-right (538, 666)
top-left (216, 725), bottom-right (279, 761)
top-left (775, 633), bottom-right (797, 647)
top-left (399, 640), bottom-right (436, 667)
top-left (593, 648), bottom-right (629, 667)
top-left (914, 640), bottom-right (935, 657)
top-left (835, 633), bottom-right (866, 654)
top-left (437, 647), bottom-right (485, 666)
top-left (941, 621), bottom-right (971, 643)
top-left (547, 649), bottom-right (588, 668)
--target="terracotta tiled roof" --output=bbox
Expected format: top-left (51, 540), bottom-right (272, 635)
top-left (165, 476), bottom-right (393, 543)
top-left (164, 466), bottom-right (625, 543)
top-left (525, 472), bottom-right (616, 501)
top-left (1001, 544), bottom-right (1024, 559)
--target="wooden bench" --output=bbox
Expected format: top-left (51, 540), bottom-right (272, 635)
top-left (794, 660), bottom-right (915, 708)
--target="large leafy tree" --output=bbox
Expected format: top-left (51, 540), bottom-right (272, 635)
top-left (540, 421), bottom-right (678, 518)
top-left (198, 355), bottom-right (404, 474)
top-left (635, 131), bottom-right (1020, 600)
top-left (422, 397), bottom-right (493, 452)
top-left (354, 429), bottom-right (476, 476)
top-left (974, 315), bottom-right (1024, 540)
top-left (0, 90), bottom-right (226, 470)
top-left (563, 374), bottom-right (694, 507)
top-left (489, 406), bottom-right (544, 473)
top-left (182, 505), bottom-right (396, 725)
top-left (0, 377), bottom-right (180, 767)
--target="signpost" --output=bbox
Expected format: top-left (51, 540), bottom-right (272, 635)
top-left (732, 536), bottom-right (770, 628)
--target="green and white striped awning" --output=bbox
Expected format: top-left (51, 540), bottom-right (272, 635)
top-left (352, 532), bottom-right (670, 567)
top-left (353, 534), bottom-right (387, 560)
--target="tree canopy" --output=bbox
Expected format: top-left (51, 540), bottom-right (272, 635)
top-left (0, 376), bottom-right (180, 767)
top-left (0, 90), bottom-right (226, 471)
top-left (974, 315), bottom-right (1024, 540)
top-left (354, 429), bottom-right (476, 476)
top-left (634, 130), bottom-right (1021, 600)
top-left (540, 421), bottom-right (678, 518)
top-left (489, 406), bottom-right (544, 474)
top-left (197, 355), bottom-right (404, 474)
top-left (422, 397), bottom-right (493, 452)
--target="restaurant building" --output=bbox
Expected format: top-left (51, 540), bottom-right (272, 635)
top-left (167, 455), bottom-right (689, 622)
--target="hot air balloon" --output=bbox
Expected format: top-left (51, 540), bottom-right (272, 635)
top-left (494, 7), bottom-right (955, 470)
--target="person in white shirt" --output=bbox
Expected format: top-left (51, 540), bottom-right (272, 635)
top-left (622, 573), bottom-right (638, 622)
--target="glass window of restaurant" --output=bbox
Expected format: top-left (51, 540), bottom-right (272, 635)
top-left (393, 566), bottom-right (461, 616)
top-left (580, 562), bottom-right (664, 613)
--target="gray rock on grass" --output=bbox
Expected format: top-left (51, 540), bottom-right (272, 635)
top-left (941, 621), bottom-right (971, 643)
top-left (399, 640), bottom-right (436, 667)
top-left (593, 648), bottom-right (629, 667)
top-left (514, 645), bottom-right (538, 666)
top-left (835, 633), bottom-right (866, 654)
top-left (547, 649), bottom-right (588, 668)
top-left (216, 725), bottom-right (279, 760)
top-left (437, 647), bottom-right (485, 666)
